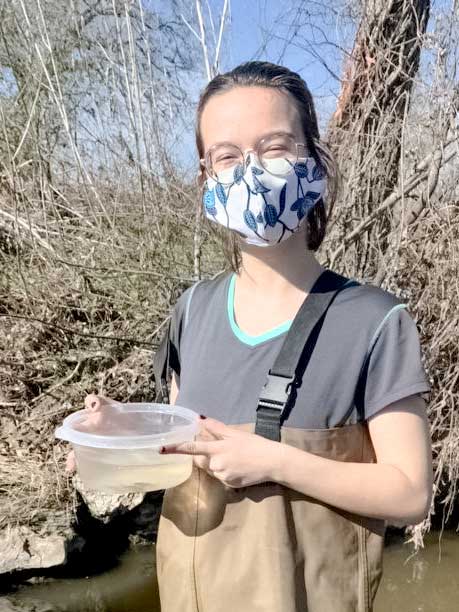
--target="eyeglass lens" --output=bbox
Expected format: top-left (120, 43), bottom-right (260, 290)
top-left (206, 134), bottom-right (303, 184)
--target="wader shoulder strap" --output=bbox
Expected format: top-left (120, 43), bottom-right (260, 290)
top-left (152, 278), bottom-right (208, 403)
top-left (255, 270), bottom-right (358, 441)
top-left (153, 319), bottom-right (174, 404)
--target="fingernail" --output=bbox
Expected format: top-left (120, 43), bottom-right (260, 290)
top-left (199, 415), bottom-right (207, 420)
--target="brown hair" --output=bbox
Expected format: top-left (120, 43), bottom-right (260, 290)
top-left (195, 61), bottom-right (338, 271)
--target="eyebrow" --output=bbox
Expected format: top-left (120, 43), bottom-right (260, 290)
top-left (209, 130), bottom-right (298, 149)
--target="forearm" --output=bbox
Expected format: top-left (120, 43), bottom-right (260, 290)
top-left (271, 445), bottom-right (430, 525)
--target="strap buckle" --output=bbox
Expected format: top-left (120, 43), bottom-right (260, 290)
top-left (257, 371), bottom-right (295, 413)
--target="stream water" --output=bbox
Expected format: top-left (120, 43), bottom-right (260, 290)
top-left (3, 531), bottom-right (458, 611)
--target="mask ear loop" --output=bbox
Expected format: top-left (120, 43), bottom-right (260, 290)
top-left (196, 160), bottom-right (212, 197)
top-left (195, 169), bottom-right (204, 187)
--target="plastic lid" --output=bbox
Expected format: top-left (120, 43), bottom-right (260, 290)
top-left (55, 402), bottom-right (199, 449)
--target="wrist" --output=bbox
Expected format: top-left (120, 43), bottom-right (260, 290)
top-left (267, 440), bottom-right (290, 484)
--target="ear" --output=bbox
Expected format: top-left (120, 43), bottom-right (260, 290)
top-left (195, 166), bottom-right (207, 190)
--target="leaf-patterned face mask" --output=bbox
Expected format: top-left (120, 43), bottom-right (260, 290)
top-left (202, 154), bottom-right (327, 247)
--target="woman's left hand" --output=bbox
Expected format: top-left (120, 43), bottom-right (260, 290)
top-left (160, 417), bottom-right (284, 488)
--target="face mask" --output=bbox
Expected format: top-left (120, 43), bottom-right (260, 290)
top-left (202, 155), bottom-right (327, 247)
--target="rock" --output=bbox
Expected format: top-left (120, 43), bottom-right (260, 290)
top-left (0, 597), bottom-right (60, 611)
top-left (74, 475), bottom-right (146, 523)
top-left (0, 483), bottom-right (163, 580)
top-left (0, 526), bottom-right (68, 575)
top-left (0, 510), bottom-right (86, 578)
top-left (73, 476), bottom-right (163, 542)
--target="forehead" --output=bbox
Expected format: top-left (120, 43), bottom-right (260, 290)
top-left (200, 86), bottom-right (303, 150)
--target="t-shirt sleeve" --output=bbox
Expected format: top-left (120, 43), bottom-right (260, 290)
top-left (362, 306), bottom-right (431, 420)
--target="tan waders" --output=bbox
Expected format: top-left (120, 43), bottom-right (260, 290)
top-left (157, 422), bottom-right (385, 612)
top-left (154, 271), bottom-right (385, 611)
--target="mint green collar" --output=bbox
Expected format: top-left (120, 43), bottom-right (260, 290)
top-left (227, 274), bottom-right (292, 347)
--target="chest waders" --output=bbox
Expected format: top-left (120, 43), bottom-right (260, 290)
top-left (153, 271), bottom-right (386, 612)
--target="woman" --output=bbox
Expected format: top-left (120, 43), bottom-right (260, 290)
top-left (70, 62), bottom-right (433, 612)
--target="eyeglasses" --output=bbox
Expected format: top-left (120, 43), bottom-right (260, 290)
top-left (200, 132), bottom-right (309, 185)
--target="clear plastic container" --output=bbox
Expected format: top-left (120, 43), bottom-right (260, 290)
top-left (55, 402), bottom-right (199, 493)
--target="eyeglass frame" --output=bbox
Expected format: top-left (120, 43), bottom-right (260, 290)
top-left (199, 131), bottom-right (310, 184)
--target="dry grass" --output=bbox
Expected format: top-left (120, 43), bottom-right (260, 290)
top-left (370, 200), bottom-right (459, 545)
top-left (400, 205), bottom-right (459, 544)
top-left (0, 179), bottom-right (225, 529)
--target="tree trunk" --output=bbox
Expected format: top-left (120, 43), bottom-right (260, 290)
top-left (325, 0), bottom-right (430, 279)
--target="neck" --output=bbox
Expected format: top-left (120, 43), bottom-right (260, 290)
top-left (238, 227), bottom-right (324, 294)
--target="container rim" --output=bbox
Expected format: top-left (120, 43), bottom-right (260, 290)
top-left (55, 402), bottom-right (199, 449)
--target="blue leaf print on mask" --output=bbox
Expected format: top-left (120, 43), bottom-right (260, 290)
top-left (264, 204), bottom-right (278, 227)
top-left (312, 164), bottom-right (326, 181)
top-left (215, 182), bottom-right (227, 205)
top-left (279, 183), bottom-right (286, 216)
top-left (290, 191), bottom-right (321, 220)
top-left (294, 162), bottom-right (308, 179)
top-left (252, 175), bottom-right (270, 194)
top-left (251, 166), bottom-right (264, 176)
top-left (290, 197), bottom-right (305, 219)
top-left (243, 209), bottom-right (258, 232)
top-left (304, 191), bottom-right (321, 205)
top-left (290, 197), bottom-right (308, 220)
top-left (256, 211), bottom-right (264, 223)
top-left (203, 187), bottom-right (217, 217)
top-left (233, 164), bottom-right (244, 184)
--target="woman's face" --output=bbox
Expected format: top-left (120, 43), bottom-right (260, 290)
top-left (200, 86), bottom-right (305, 168)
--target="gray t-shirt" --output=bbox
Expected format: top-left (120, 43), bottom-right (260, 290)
top-left (168, 270), bottom-right (430, 429)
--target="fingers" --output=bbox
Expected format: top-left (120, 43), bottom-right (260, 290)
top-left (197, 420), bottom-right (222, 442)
top-left (160, 440), bottom-right (213, 456)
top-left (65, 395), bottom-right (112, 474)
top-left (65, 450), bottom-right (76, 474)
top-left (78, 394), bottom-right (113, 432)
top-left (201, 417), bottom-right (235, 439)
top-left (192, 454), bottom-right (210, 472)
top-left (75, 411), bottom-right (105, 432)
top-left (84, 394), bottom-right (111, 412)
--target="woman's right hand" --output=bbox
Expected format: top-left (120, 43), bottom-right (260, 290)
top-left (65, 394), bottom-right (112, 474)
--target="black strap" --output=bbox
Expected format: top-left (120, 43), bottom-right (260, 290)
top-left (153, 318), bottom-right (181, 404)
top-left (255, 270), bottom-right (357, 441)
top-left (153, 321), bottom-right (171, 403)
